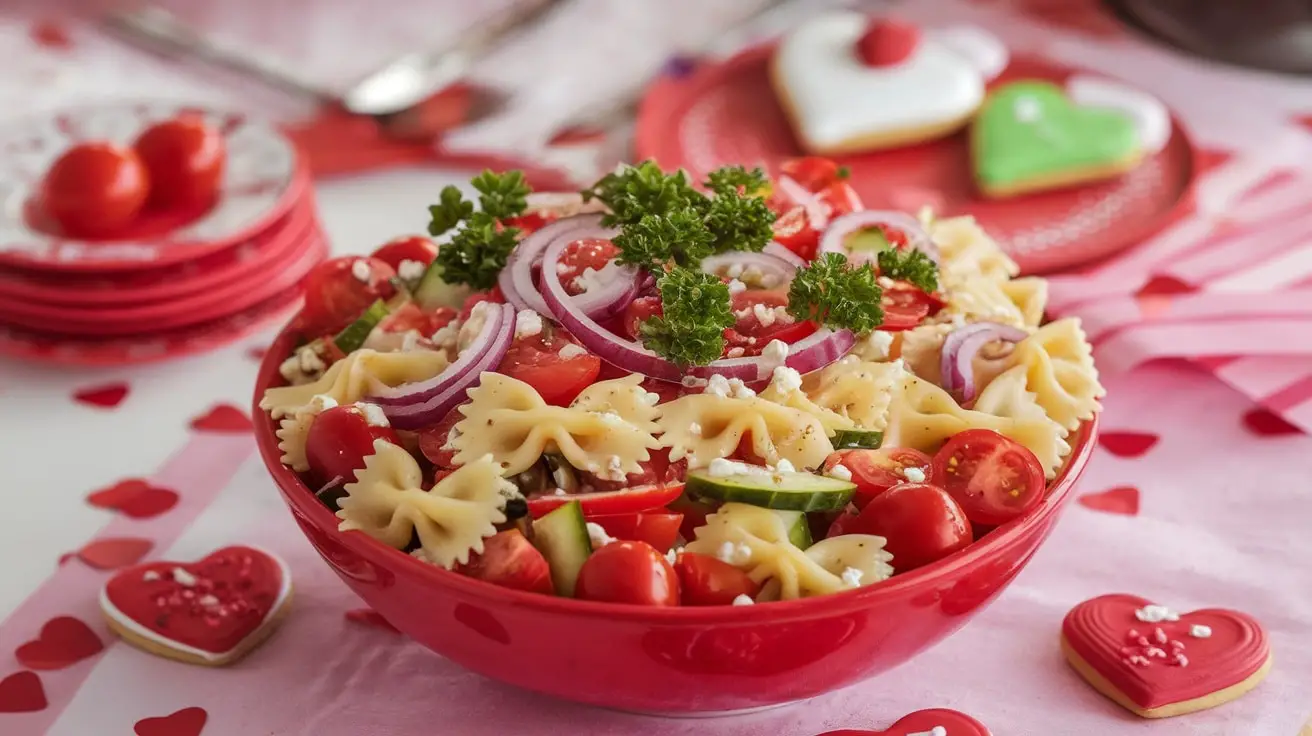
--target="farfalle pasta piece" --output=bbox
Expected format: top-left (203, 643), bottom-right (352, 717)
top-left (275, 394), bottom-right (339, 472)
top-left (1006, 318), bottom-right (1105, 432)
top-left (802, 358), bottom-right (904, 431)
top-left (336, 441), bottom-right (510, 568)
top-left (941, 273), bottom-right (1034, 330)
top-left (931, 215), bottom-right (1019, 283)
top-left (973, 365), bottom-right (1056, 425)
top-left (803, 535), bottom-right (895, 587)
top-left (657, 393), bottom-right (832, 470)
top-left (759, 372), bottom-right (855, 436)
top-left (453, 373), bottom-right (661, 477)
top-left (883, 373), bottom-right (1070, 478)
top-left (569, 373), bottom-right (661, 435)
top-left (260, 348), bottom-right (448, 419)
top-left (1000, 276), bottom-right (1048, 329)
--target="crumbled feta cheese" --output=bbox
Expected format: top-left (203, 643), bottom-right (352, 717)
top-left (726, 347), bottom-right (746, 358)
top-left (773, 458), bottom-right (796, 474)
top-left (876, 275), bottom-right (895, 289)
top-left (681, 375), bottom-right (708, 388)
top-left (642, 392), bottom-right (661, 406)
top-left (742, 265), bottom-right (764, 284)
top-left (1190, 624), bottom-right (1213, 639)
top-left (762, 339), bottom-right (789, 367)
top-left (733, 307), bottom-right (752, 320)
top-left (605, 455), bottom-right (624, 480)
top-left (553, 488), bottom-right (567, 496)
top-left (726, 263), bottom-right (745, 279)
top-left (902, 466), bottom-right (926, 483)
top-left (769, 366), bottom-right (803, 395)
top-left (397, 259), bottom-right (426, 281)
top-left (559, 343), bottom-right (588, 359)
top-left (279, 343), bottom-right (328, 384)
top-left (587, 522), bottom-right (615, 549)
top-left (827, 464), bottom-right (853, 481)
top-left (728, 378), bottom-right (756, 400)
top-left (753, 302), bottom-right (777, 328)
top-left (859, 330), bottom-right (895, 362)
top-left (666, 548), bottom-right (680, 565)
top-left (705, 374), bottom-right (732, 398)
top-left (351, 259), bottom-right (373, 283)
top-left (198, 594), bottom-right (221, 607)
top-left (841, 567), bottom-right (864, 588)
top-left (689, 422), bottom-right (702, 436)
top-left (727, 278), bottom-right (747, 294)
top-left (760, 273), bottom-right (781, 289)
top-left (716, 541), bottom-right (753, 565)
top-left (142, 570), bottom-right (161, 582)
top-left (514, 309), bottom-right (544, 339)
top-left (306, 394), bottom-right (338, 414)
top-left (356, 402), bottom-right (390, 427)
top-left (573, 266), bottom-right (608, 293)
top-left (707, 457), bottom-right (769, 478)
top-left (732, 594), bottom-right (755, 606)
top-left (555, 261), bottom-right (571, 275)
top-left (430, 323), bottom-right (459, 349)
top-left (171, 567), bottom-right (197, 587)
top-left (457, 301), bottom-right (495, 352)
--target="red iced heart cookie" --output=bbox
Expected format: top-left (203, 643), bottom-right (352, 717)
top-left (73, 381), bottom-right (130, 408)
top-left (857, 18), bottom-right (921, 67)
top-left (134, 706), bottom-right (208, 736)
top-left (101, 545), bottom-right (292, 667)
top-left (817, 708), bottom-right (991, 735)
top-left (79, 537), bottom-right (154, 570)
top-left (1078, 486), bottom-right (1140, 515)
top-left (15, 616), bottom-right (104, 670)
top-left (1061, 593), bottom-right (1271, 718)
top-left (87, 479), bottom-right (179, 519)
top-left (189, 403), bottom-right (253, 433)
top-left (1098, 431), bottom-right (1159, 458)
top-left (0, 670), bottom-right (47, 713)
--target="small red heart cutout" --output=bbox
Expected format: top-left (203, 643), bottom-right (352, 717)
top-left (1134, 275), bottom-right (1194, 299)
top-left (189, 404), bottom-right (252, 433)
top-left (1078, 486), bottom-right (1140, 515)
top-left (134, 706), bottom-right (208, 736)
top-left (857, 18), bottom-right (921, 67)
top-left (73, 381), bottom-right (130, 408)
top-left (816, 708), bottom-right (991, 735)
top-left (245, 345), bottom-right (268, 361)
top-left (15, 616), bottom-right (104, 670)
top-left (87, 479), bottom-right (179, 519)
top-left (1099, 431), bottom-right (1160, 458)
top-left (79, 537), bottom-right (154, 570)
top-left (344, 608), bottom-right (399, 633)
top-left (0, 671), bottom-right (47, 713)
top-left (1243, 407), bottom-right (1303, 437)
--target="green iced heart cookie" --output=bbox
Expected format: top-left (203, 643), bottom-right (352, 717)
top-left (971, 80), bottom-right (1141, 197)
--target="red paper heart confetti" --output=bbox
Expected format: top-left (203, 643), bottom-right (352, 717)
top-left (1134, 274), bottom-right (1193, 299)
top-left (1078, 486), bottom-right (1140, 516)
top-left (78, 537), bottom-right (154, 570)
top-left (189, 404), bottom-right (253, 433)
top-left (30, 19), bottom-right (73, 50)
top-left (1242, 407), bottom-right (1304, 437)
top-left (1099, 431), bottom-right (1160, 458)
top-left (134, 706), bottom-right (208, 736)
top-left (15, 616), bottom-right (104, 670)
top-left (73, 381), bottom-right (130, 408)
top-left (0, 671), bottom-right (47, 713)
top-left (344, 608), bottom-right (400, 633)
top-left (815, 708), bottom-right (992, 735)
top-left (1062, 593), bottom-right (1271, 718)
top-left (87, 479), bottom-right (179, 519)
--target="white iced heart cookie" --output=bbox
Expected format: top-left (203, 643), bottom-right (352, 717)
top-left (772, 13), bottom-right (1001, 155)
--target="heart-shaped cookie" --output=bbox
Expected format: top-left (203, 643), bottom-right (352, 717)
top-left (101, 545), bottom-right (292, 666)
top-left (817, 708), bottom-right (992, 735)
top-left (773, 12), bottom-right (995, 154)
top-left (971, 80), bottom-right (1141, 199)
top-left (1061, 593), bottom-right (1271, 718)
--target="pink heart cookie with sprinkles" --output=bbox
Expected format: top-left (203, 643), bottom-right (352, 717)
top-left (1061, 593), bottom-right (1271, 718)
top-left (100, 545), bottom-right (292, 667)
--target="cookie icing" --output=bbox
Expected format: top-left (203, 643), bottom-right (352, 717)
top-left (1066, 74), bottom-right (1171, 155)
top-left (926, 26), bottom-right (1010, 80)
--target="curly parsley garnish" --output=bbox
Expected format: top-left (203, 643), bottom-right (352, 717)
top-left (581, 161), bottom-right (703, 228)
top-left (611, 209), bottom-right (714, 269)
top-left (639, 267), bottom-right (735, 367)
top-left (787, 253), bottom-right (885, 334)
top-left (425, 170), bottom-right (531, 289)
top-left (876, 247), bottom-right (939, 294)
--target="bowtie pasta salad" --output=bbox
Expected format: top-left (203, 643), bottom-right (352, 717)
top-left (260, 157), bottom-right (1104, 607)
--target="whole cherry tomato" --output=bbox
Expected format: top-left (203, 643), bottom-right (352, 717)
top-left (370, 235), bottom-right (439, 277)
top-left (674, 552), bottom-right (760, 606)
top-left (299, 256), bottom-right (397, 336)
top-left (931, 429), bottom-right (1046, 526)
top-left (575, 540), bottom-right (680, 606)
top-left (587, 512), bottom-right (683, 553)
top-left (849, 482), bottom-right (972, 572)
top-left (41, 142), bottom-right (149, 237)
top-left (133, 116), bottom-right (226, 209)
top-left (304, 404), bottom-right (402, 488)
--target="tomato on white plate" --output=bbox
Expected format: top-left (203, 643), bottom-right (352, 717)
top-left (41, 142), bottom-right (149, 237)
top-left (931, 429), bottom-right (1046, 526)
top-left (299, 256), bottom-right (397, 336)
top-left (822, 447), bottom-right (934, 508)
top-left (133, 115), bottom-right (226, 210)
top-left (304, 404), bottom-right (402, 488)
top-left (575, 540), bottom-right (680, 606)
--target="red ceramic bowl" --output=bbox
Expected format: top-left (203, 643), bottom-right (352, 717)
top-left (253, 320), bottom-right (1099, 714)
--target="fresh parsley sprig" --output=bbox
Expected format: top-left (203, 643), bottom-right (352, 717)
top-left (639, 267), bottom-right (735, 367)
top-left (876, 248), bottom-right (939, 294)
top-left (787, 253), bottom-right (885, 334)
top-left (581, 161), bottom-right (703, 228)
top-left (611, 209), bottom-right (714, 269)
top-left (471, 169), bottom-right (530, 219)
top-left (428, 185), bottom-right (474, 237)
top-left (425, 170), bottom-right (532, 289)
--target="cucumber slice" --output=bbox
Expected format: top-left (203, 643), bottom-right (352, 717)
top-left (531, 500), bottom-right (593, 597)
top-left (832, 429), bottom-right (884, 450)
top-left (844, 227), bottom-right (894, 253)
top-left (333, 300), bottom-right (390, 353)
top-left (778, 510), bottom-right (812, 550)
top-left (686, 469), bottom-right (855, 513)
top-left (413, 261), bottom-right (472, 311)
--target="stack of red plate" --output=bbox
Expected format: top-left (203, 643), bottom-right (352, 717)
top-left (0, 101), bottom-right (324, 366)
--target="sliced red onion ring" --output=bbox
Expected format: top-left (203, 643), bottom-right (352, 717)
top-left (688, 326), bottom-right (856, 383)
top-left (940, 322), bottom-right (1029, 403)
top-left (776, 175), bottom-right (828, 228)
top-left (569, 259), bottom-right (641, 320)
top-left (764, 242), bottom-right (807, 269)
top-left (700, 250), bottom-right (799, 289)
top-left (373, 303), bottom-right (515, 430)
top-left (499, 215), bottom-right (639, 320)
top-left (499, 216), bottom-right (596, 314)
top-left (819, 210), bottom-right (939, 265)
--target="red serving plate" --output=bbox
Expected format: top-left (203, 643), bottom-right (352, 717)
top-left (637, 47), bottom-right (1197, 275)
top-left (253, 318), bottom-right (1099, 714)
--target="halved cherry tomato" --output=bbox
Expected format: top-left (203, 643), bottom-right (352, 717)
top-left (498, 325), bottom-right (600, 406)
top-left (455, 529), bottom-right (553, 595)
top-left (621, 296), bottom-right (662, 340)
top-left (822, 448), bottom-right (934, 508)
top-left (723, 290), bottom-right (815, 357)
top-left (674, 552), bottom-right (760, 606)
top-left (417, 405), bottom-right (464, 468)
top-left (370, 235), bottom-right (438, 273)
top-left (526, 482), bottom-right (685, 518)
top-left (825, 505), bottom-right (861, 538)
top-left (931, 429), bottom-right (1046, 526)
top-left (780, 157), bottom-right (843, 191)
top-left (304, 405), bottom-right (402, 488)
top-left (132, 116), bottom-right (225, 210)
top-left (771, 206), bottom-right (823, 261)
top-left (299, 256), bottom-right (397, 335)
top-left (41, 142), bottom-right (149, 237)
top-left (458, 286), bottom-right (506, 321)
top-left (379, 303), bottom-right (456, 336)
top-left (850, 482), bottom-right (972, 571)
top-left (575, 540), bottom-right (680, 606)
top-left (502, 210), bottom-right (554, 236)
top-left (557, 238), bottom-right (620, 296)
top-left (668, 493), bottom-right (716, 540)
top-left (879, 283), bottom-right (942, 331)
top-left (587, 512), bottom-right (683, 553)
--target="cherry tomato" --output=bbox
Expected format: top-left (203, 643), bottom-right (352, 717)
top-left (304, 405), bottom-right (402, 488)
top-left (132, 116), bottom-right (225, 209)
top-left (931, 429), bottom-right (1046, 526)
top-left (825, 505), bottom-right (861, 538)
top-left (455, 529), bottom-right (553, 595)
top-left (299, 256), bottom-right (397, 335)
top-left (380, 303), bottom-right (456, 336)
top-left (723, 290), bottom-right (815, 356)
top-left (575, 540), bottom-right (680, 606)
top-left (850, 482), bottom-right (972, 571)
top-left (587, 512), bottom-right (683, 553)
top-left (417, 406), bottom-right (464, 468)
top-left (498, 325), bottom-right (600, 406)
top-left (578, 463), bottom-right (660, 493)
top-left (668, 493), bottom-right (716, 540)
top-left (771, 206), bottom-right (823, 261)
top-left (458, 286), bottom-right (506, 321)
top-left (822, 448), bottom-right (934, 508)
top-left (502, 210), bottom-right (554, 235)
top-left (526, 482), bottom-right (685, 518)
top-left (621, 296), bottom-right (662, 340)
top-left (370, 235), bottom-right (438, 274)
top-left (674, 552), bottom-right (761, 606)
top-left (780, 157), bottom-right (843, 190)
top-left (41, 142), bottom-right (149, 237)
top-left (556, 238), bottom-right (620, 296)
top-left (880, 283), bottom-right (943, 331)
